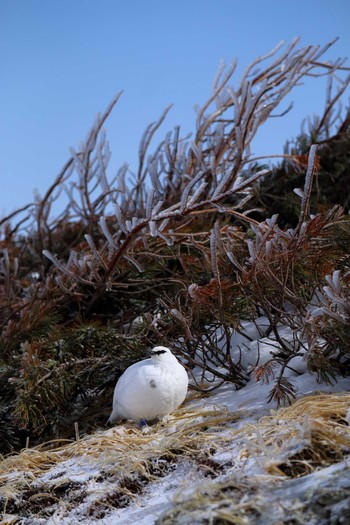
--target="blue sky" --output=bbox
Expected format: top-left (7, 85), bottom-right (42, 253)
top-left (1, 0), bottom-right (349, 215)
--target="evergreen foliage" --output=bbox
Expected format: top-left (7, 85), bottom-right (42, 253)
top-left (250, 107), bottom-right (350, 227)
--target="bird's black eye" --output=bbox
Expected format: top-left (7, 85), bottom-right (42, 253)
top-left (153, 350), bottom-right (167, 355)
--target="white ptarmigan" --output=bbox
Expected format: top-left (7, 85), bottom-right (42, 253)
top-left (108, 346), bottom-right (188, 426)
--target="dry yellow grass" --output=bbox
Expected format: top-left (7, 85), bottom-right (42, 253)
top-left (1, 392), bottom-right (350, 523)
top-left (239, 392), bottom-right (350, 477)
top-left (0, 403), bottom-right (237, 520)
top-left (158, 393), bottom-right (350, 525)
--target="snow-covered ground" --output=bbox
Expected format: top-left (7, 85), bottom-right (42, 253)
top-left (1, 318), bottom-right (350, 524)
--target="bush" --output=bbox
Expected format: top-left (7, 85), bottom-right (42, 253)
top-left (1, 39), bottom-right (350, 451)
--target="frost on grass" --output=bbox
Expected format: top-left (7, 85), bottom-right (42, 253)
top-left (158, 393), bottom-right (350, 525)
top-left (158, 459), bottom-right (350, 525)
top-left (0, 405), bottom-right (236, 523)
top-left (1, 391), bottom-right (350, 524)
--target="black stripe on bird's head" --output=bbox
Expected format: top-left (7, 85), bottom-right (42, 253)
top-left (150, 346), bottom-right (171, 357)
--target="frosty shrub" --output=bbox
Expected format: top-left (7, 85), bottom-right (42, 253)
top-left (0, 38), bottom-right (350, 450)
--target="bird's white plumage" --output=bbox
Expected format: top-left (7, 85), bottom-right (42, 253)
top-left (108, 346), bottom-right (188, 424)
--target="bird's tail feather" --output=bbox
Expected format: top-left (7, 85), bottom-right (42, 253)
top-left (107, 409), bottom-right (120, 425)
